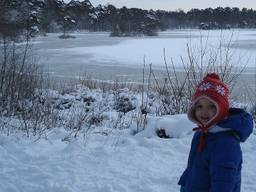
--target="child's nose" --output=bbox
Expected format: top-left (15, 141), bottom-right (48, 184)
top-left (201, 108), bottom-right (210, 116)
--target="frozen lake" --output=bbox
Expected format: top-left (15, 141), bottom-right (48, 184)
top-left (32, 29), bottom-right (255, 98)
top-left (33, 30), bottom-right (255, 75)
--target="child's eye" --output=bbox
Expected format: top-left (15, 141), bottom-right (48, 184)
top-left (209, 105), bottom-right (216, 109)
top-left (195, 105), bottom-right (202, 109)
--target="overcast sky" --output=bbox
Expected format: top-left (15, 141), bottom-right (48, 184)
top-left (64, 0), bottom-right (256, 11)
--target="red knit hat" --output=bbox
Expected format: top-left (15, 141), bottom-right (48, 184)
top-left (188, 73), bottom-right (230, 128)
top-left (188, 73), bottom-right (230, 152)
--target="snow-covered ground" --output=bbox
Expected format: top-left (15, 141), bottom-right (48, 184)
top-left (0, 86), bottom-right (255, 192)
top-left (0, 115), bottom-right (255, 192)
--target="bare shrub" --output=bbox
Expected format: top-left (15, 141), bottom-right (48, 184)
top-left (148, 32), bottom-right (247, 116)
top-left (0, 89), bottom-right (60, 138)
top-left (61, 104), bottom-right (106, 142)
top-left (109, 89), bottom-right (136, 130)
top-left (184, 32), bottom-right (246, 94)
top-left (19, 89), bottom-right (61, 137)
top-left (0, 35), bottom-right (63, 137)
top-left (237, 66), bottom-right (256, 124)
top-left (0, 38), bottom-right (43, 116)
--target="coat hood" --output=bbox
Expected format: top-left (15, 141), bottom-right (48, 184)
top-left (217, 108), bottom-right (254, 142)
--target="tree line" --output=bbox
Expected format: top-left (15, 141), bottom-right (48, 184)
top-left (1, 0), bottom-right (256, 39)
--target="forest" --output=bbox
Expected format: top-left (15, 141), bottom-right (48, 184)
top-left (1, 0), bottom-right (256, 38)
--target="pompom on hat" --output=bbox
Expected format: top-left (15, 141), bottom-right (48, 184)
top-left (188, 73), bottom-right (230, 151)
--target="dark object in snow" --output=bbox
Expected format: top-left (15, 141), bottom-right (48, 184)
top-left (156, 129), bottom-right (171, 138)
top-left (56, 99), bottom-right (72, 110)
top-left (140, 106), bottom-right (149, 114)
top-left (83, 96), bottom-right (96, 105)
top-left (88, 114), bottom-right (103, 126)
top-left (114, 96), bottom-right (136, 113)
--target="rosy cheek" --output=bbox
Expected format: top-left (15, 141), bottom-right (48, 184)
top-left (195, 110), bottom-right (201, 118)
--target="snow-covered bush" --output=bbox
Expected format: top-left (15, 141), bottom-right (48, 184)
top-left (114, 95), bottom-right (136, 114)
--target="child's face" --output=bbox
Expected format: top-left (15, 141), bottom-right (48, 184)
top-left (195, 98), bottom-right (217, 125)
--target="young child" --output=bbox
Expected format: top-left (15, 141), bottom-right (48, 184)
top-left (178, 73), bottom-right (253, 192)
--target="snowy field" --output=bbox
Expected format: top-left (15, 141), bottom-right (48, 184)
top-left (0, 116), bottom-right (255, 192)
top-left (0, 86), bottom-right (255, 192)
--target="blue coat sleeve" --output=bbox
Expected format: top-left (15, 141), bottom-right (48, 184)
top-left (178, 168), bottom-right (188, 186)
top-left (209, 134), bottom-right (242, 192)
top-left (178, 132), bottom-right (199, 187)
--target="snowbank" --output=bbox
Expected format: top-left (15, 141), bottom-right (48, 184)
top-left (0, 114), bottom-right (255, 192)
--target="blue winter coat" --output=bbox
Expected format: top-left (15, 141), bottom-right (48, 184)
top-left (178, 108), bottom-right (254, 192)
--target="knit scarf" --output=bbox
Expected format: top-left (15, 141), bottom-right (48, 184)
top-left (192, 125), bottom-right (211, 152)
